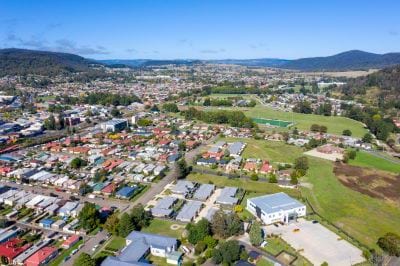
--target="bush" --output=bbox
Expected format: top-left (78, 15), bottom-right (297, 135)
top-left (197, 256), bottom-right (206, 265)
top-left (250, 173), bottom-right (259, 181)
top-left (195, 241), bottom-right (207, 255)
top-left (377, 233), bottom-right (400, 256)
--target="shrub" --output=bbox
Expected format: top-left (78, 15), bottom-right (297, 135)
top-left (195, 241), bottom-right (207, 255)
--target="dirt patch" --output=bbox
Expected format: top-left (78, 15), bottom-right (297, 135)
top-left (334, 163), bottom-right (400, 204)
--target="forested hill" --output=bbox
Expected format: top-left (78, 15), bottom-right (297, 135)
top-left (341, 65), bottom-right (400, 109)
top-left (0, 48), bottom-right (100, 76)
top-left (281, 50), bottom-right (400, 71)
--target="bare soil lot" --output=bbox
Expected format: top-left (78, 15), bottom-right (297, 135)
top-left (334, 163), bottom-right (400, 205)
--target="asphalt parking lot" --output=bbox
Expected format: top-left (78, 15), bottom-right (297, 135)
top-left (265, 219), bottom-right (365, 266)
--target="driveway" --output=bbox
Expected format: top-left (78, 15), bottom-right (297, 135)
top-left (264, 219), bottom-right (365, 266)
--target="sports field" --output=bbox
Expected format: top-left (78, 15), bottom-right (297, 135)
top-left (244, 106), bottom-right (368, 137)
top-left (252, 117), bottom-right (293, 128)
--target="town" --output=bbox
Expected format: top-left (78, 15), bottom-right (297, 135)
top-left (0, 1), bottom-right (400, 266)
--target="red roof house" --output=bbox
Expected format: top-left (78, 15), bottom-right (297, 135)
top-left (259, 161), bottom-right (273, 174)
top-left (62, 235), bottom-right (80, 249)
top-left (0, 238), bottom-right (31, 264)
top-left (25, 246), bottom-right (58, 266)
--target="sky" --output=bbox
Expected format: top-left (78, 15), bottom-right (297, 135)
top-left (0, 0), bottom-right (399, 60)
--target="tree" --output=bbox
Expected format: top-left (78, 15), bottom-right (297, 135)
top-left (111, 108), bottom-right (121, 117)
top-left (73, 253), bottom-right (95, 266)
top-left (310, 124), bottom-right (320, 132)
top-left (293, 101), bottom-right (313, 114)
top-left (118, 213), bottom-right (135, 237)
top-left (250, 173), bottom-right (259, 181)
top-left (294, 156), bottom-right (309, 172)
top-left (320, 262), bottom-right (329, 266)
top-left (268, 172), bottom-right (278, 183)
top-left (342, 129), bottom-right (352, 136)
top-left (194, 241), bottom-right (207, 255)
top-left (203, 235), bottom-right (218, 249)
top-left (348, 150), bottom-right (357, 160)
top-left (104, 213), bottom-right (120, 235)
top-left (150, 105), bottom-right (159, 112)
top-left (377, 233), bottom-right (400, 256)
top-left (70, 157), bottom-right (87, 169)
top-left (203, 98), bottom-right (211, 106)
top-left (176, 159), bottom-right (191, 179)
top-left (44, 115), bottom-right (56, 130)
top-left (362, 133), bottom-right (373, 143)
top-left (249, 221), bottom-right (263, 246)
top-left (130, 204), bottom-right (152, 230)
top-left (78, 203), bottom-right (100, 231)
top-left (319, 125), bottom-right (328, 133)
top-left (162, 103), bottom-right (179, 113)
top-left (211, 211), bottom-right (243, 238)
top-left (186, 218), bottom-right (211, 245)
top-left (212, 240), bottom-right (242, 264)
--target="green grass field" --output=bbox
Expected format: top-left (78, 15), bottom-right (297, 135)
top-left (200, 101), bottom-right (368, 137)
top-left (141, 219), bottom-right (185, 239)
top-left (221, 137), bottom-right (303, 164)
top-left (349, 151), bottom-right (400, 173)
top-left (301, 158), bottom-right (400, 249)
top-left (244, 106), bottom-right (368, 137)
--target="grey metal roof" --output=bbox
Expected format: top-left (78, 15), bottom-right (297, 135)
top-left (216, 187), bottom-right (238, 205)
top-left (227, 142), bottom-right (245, 155)
top-left (154, 196), bottom-right (177, 210)
top-left (101, 256), bottom-right (150, 266)
top-left (193, 184), bottom-right (215, 201)
top-left (248, 192), bottom-right (305, 214)
top-left (171, 181), bottom-right (195, 195)
top-left (103, 231), bottom-right (177, 266)
top-left (176, 200), bottom-right (202, 222)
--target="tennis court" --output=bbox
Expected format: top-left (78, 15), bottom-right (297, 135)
top-left (252, 117), bottom-right (293, 128)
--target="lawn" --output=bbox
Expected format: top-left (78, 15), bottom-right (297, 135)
top-left (349, 151), bottom-right (400, 173)
top-left (187, 172), bottom-right (300, 198)
top-left (301, 157), bottom-right (400, 250)
top-left (256, 259), bottom-right (274, 266)
top-left (105, 236), bottom-right (126, 251)
top-left (221, 137), bottom-right (303, 164)
top-left (142, 218), bottom-right (185, 239)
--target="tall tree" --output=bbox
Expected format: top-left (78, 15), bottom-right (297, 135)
top-left (249, 221), bottom-right (263, 246)
top-left (78, 203), bottom-right (100, 231)
top-left (118, 213), bottom-right (135, 238)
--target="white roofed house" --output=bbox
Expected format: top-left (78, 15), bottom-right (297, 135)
top-left (58, 201), bottom-right (79, 217)
top-left (246, 192), bottom-right (306, 225)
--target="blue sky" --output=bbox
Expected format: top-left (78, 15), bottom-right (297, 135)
top-left (0, 0), bottom-right (399, 59)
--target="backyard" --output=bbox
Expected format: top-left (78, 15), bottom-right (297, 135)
top-left (141, 218), bottom-right (185, 239)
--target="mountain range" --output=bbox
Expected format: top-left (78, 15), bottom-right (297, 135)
top-left (100, 50), bottom-right (400, 71)
top-left (1, 49), bottom-right (400, 76)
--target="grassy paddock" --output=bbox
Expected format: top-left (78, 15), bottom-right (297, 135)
top-left (301, 157), bottom-right (400, 249)
top-left (349, 151), bottom-right (400, 173)
top-left (220, 137), bottom-right (303, 163)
